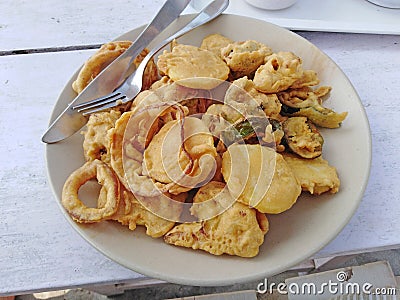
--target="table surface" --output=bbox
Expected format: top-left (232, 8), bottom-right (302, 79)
top-left (1, 0), bottom-right (399, 296)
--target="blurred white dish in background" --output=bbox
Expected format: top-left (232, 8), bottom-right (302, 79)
top-left (244, 0), bottom-right (297, 10)
top-left (366, 0), bottom-right (400, 8)
top-left (190, 0), bottom-right (298, 10)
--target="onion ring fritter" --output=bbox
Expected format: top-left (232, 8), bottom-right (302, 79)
top-left (72, 41), bottom-right (132, 94)
top-left (62, 159), bottom-right (120, 223)
top-left (72, 41), bottom-right (159, 94)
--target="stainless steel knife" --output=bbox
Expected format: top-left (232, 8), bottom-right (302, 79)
top-left (42, 0), bottom-right (191, 144)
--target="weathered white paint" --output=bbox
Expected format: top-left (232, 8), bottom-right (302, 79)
top-left (0, 0), bottom-right (399, 296)
top-left (0, 0), bottom-right (162, 51)
top-left (299, 32), bottom-right (400, 258)
top-left (1, 0), bottom-right (400, 52)
top-left (0, 51), bottom-right (145, 296)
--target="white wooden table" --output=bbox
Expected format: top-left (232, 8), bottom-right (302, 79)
top-left (1, 0), bottom-right (399, 296)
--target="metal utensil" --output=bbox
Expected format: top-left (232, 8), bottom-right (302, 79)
top-left (42, 0), bottom-right (191, 144)
top-left (74, 0), bottom-right (229, 115)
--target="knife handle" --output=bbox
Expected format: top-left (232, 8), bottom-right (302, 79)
top-left (124, 0), bottom-right (192, 67)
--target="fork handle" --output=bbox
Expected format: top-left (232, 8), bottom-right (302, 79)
top-left (133, 0), bottom-right (230, 83)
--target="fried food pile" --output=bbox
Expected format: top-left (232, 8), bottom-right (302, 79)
top-left (61, 36), bottom-right (347, 258)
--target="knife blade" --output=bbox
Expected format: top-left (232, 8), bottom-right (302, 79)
top-left (42, 0), bottom-right (191, 144)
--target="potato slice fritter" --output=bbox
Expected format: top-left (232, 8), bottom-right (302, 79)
top-left (283, 153), bottom-right (340, 195)
top-left (221, 144), bottom-right (301, 214)
top-left (157, 44), bottom-right (229, 89)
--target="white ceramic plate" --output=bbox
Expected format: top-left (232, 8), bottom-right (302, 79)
top-left (46, 14), bottom-right (371, 286)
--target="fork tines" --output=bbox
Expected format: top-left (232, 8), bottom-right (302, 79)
top-left (72, 92), bottom-right (127, 115)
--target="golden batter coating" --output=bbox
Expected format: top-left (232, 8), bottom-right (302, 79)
top-left (278, 87), bottom-right (348, 128)
top-left (72, 41), bottom-right (158, 94)
top-left (282, 116), bottom-right (324, 159)
top-left (200, 33), bottom-right (234, 58)
top-left (157, 44), bottom-right (229, 89)
top-left (291, 106), bottom-right (348, 129)
top-left (72, 41), bottom-right (132, 94)
top-left (253, 51), bottom-right (316, 93)
top-left (202, 103), bottom-right (243, 134)
top-left (110, 107), bottom-right (186, 194)
top-left (143, 118), bottom-right (217, 195)
top-left (164, 182), bottom-right (269, 257)
top-left (221, 40), bottom-right (272, 79)
top-left (122, 103), bottom-right (192, 198)
top-left (291, 70), bottom-right (320, 89)
top-left (82, 110), bottom-right (121, 164)
top-left (62, 159), bottom-right (120, 223)
top-left (109, 111), bottom-right (133, 190)
top-left (148, 78), bottom-right (212, 115)
top-left (103, 187), bottom-right (185, 238)
top-left (283, 153), bottom-right (340, 195)
top-left (225, 76), bottom-right (281, 119)
top-left (189, 181), bottom-right (234, 221)
top-left (221, 144), bottom-right (301, 214)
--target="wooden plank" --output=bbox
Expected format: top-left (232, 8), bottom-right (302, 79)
top-left (1, 30), bottom-right (400, 295)
top-left (0, 0), bottom-right (160, 51)
top-left (2, 0), bottom-right (400, 52)
top-left (86, 278), bottom-right (166, 296)
top-left (295, 31), bottom-right (400, 258)
top-left (0, 50), bottom-right (145, 296)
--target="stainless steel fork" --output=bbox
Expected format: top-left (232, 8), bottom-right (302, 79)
top-left (73, 0), bottom-right (229, 116)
